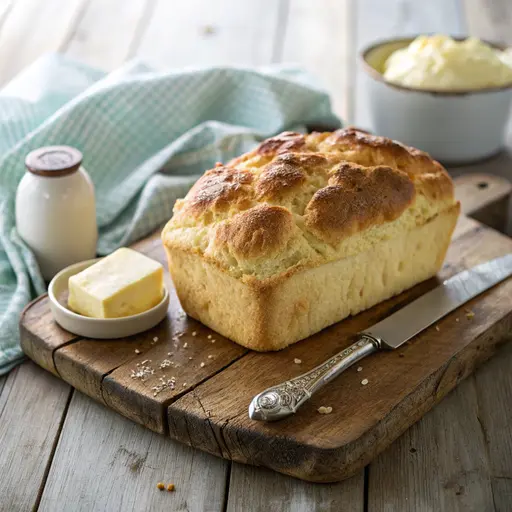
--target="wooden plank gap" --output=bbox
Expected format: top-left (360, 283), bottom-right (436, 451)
top-left (33, 389), bottom-right (74, 512)
top-left (271, 0), bottom-right (290, 64)
top-left (51, 337), bottom-right (86, 378)
top-left (125, 0), bottom-right (158, 61)
top-left (363, 465), bottom-right (369, 512)
top-left (221, 460), bottom-right (233, 512)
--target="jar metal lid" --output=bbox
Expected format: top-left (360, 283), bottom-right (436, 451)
top-left (25, 146), bottom-right (83, 177)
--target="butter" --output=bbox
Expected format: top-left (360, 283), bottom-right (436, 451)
top-left (383, 35), bottom-right (512, 90)
top-left (68, 248), bottom-right (164, 318)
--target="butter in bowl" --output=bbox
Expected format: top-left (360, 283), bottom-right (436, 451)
top-left (361, 34), bottom-right (512, 164)
top-left (48, 248), bottom-right (169, 338)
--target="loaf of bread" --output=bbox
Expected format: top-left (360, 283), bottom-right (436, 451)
top-left (162, 128), bottom-right (460, 351)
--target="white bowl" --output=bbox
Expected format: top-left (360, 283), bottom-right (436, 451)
top-left (361, 36), bottom-right (512, 164)
top-left (48, 258), bottom-right (170, 339)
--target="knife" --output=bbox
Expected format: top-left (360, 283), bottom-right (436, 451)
top-left (249, 254), bottom-right (512, 422)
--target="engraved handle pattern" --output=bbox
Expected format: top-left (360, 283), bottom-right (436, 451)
top-left (248, 334), bottom-right (380, 422)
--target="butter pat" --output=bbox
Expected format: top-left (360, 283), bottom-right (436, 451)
top-left (68, 248), bottom-right (164, 318)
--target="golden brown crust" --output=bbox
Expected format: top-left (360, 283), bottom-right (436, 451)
top-left (180, 165), bottom-right (254, 219)
top-left (214, 205), bottom-right (294, 260)
top-left (304, 163), bottom-right (416, 244)
top-left (163, 128), bottom-right (457, 281)
top-left (256, 131), bottom-right (307, 155)
top-left (255, 153), bottom-right (329, 200)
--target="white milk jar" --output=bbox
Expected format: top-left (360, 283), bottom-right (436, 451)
top-left (16, 146), bottom-right (98, 281)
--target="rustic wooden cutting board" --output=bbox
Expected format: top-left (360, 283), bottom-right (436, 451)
top-left (20, 174), bottom-right (512, 482)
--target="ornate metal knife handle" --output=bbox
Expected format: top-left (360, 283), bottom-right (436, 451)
top-left (248, 334), bottom-right (380, 422)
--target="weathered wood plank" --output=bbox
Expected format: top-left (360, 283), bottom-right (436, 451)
top-left (227, 464), bottom-right (364, 512)
top-left (20, 295), bottom-right (79, 375)
top-left (0, 362), bottom-right (71, 511)
top-left (368, 377), bottom-right (494, 511)
top-left (64, 0), bottom-right (150, 70)
top-left (0, 0), bottom-right (87, 85)
top-left (136, 0), bottom-right (282, 68)
top-left (38, 391), bottom-right (228, 512)
top-left (280, 0), bottom-right (351, 120)
top-left (353, 0), bottom-right (465, 127)
top-left (474, 341), bottom-right (512, 511)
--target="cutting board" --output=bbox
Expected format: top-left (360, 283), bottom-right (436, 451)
top-left (20, 174), bottom-right (512, 483)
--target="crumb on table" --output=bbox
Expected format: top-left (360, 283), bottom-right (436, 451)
top-left (294, 358), bottom-right (302, 364)
top-left (157, 482), bottom-right (165, 490)
top-left (356, 366), bottom-right (362, 372)
top-left (317, 406), bottom-right (333, 414)
top-left (167, 483), bottom-right (175, 492)
top-left (361, 378), bottom-right (369, 386)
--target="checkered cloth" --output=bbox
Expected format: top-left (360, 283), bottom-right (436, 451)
top-left (0, 54), bottom-right (340, 375)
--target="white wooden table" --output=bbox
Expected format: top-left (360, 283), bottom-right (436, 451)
top-left (1, 1), bottom-right (511, 510)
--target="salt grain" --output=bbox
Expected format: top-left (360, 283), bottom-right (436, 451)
top-left (151, 376), bottom-right (176, 396)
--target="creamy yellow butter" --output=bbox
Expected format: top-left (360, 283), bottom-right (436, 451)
top-left (383, 35), bottom-right (512, 90)
top-left (68, 247), bottom-right (164, 318)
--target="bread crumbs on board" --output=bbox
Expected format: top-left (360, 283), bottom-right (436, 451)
top-left (294, 358), bottom-right (302, 364)
top-left (361, 378), bottom-right (369, 386)
top-left (317, 406), bottom-right (333, 414)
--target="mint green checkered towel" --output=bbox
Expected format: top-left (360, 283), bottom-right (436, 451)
top-left (0, 54), bottom-right (340, 375)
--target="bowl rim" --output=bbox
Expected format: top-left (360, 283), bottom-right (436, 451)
top-left (360, 35), bottom-right (512, 96)
top-left (48, 258), bottom-right (169, 324)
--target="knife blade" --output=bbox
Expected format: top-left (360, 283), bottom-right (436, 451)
top-left (249, 254), bottom-right (512, 422)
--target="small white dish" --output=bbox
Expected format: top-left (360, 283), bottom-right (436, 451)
top-left (48, 258), bottom-right (170, 339)
top-left (361, 36), bottom-right (512, 164)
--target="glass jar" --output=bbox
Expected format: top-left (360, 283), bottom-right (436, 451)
top-left (15, 146), bottom-right (98, 281)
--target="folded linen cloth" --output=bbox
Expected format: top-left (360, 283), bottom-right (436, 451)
top-left (0, 53), bottom-right (340, 375)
